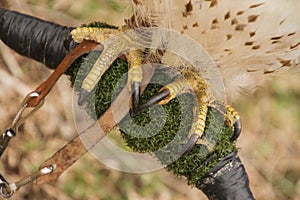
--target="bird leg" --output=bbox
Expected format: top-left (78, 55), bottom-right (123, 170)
top-left (71, 26), bottom-right (147, 108)
top-left (126, 49), bottom-right (144, 111)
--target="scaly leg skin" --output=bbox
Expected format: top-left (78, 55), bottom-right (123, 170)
top-left (209, 102), bottom-right (243, 142)
top-left (126, 49), bottom-right (144, 111)
top-left (132, 76), bottom-right (190, 115)
top-left (71, 27), bottom-right (145, 107)
top-left (179, 102), bottom-right (242, 157)
top-left (133, 73), bottom-right (242, 157)
top-left (71, 27), bottom-right (125, 105)
top-left (77, 40), bottom-right (127, 105)
top-left (134, 69), bottom-right (211, 157)
top-left (225, 105), bottom-right (242, 141)
top-left (71, 27), bottom-right (122, 44)
top-left (175, 70), bottom-right (211, 157)
top-left (71, 27), bottom-right (240, 156)
top-left (133, 69), bottom-right (241, 157)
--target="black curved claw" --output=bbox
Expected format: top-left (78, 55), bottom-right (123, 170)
top-left (177, 133), bottom-right (200, 158)
top-left (78, 88), bottom-right (90, 106)
top-left (131, 89), bottom-right (170, 116)
top-left (131, 81), bottom-right (140, 111)
top-left (230, 118), bottom-right (242, 142)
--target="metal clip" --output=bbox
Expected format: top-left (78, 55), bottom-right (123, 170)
top-left (0, 165), bottom-right (56, 199)
top-left (0, 172), bottom-right (13, 198)
top-left (0, 92), bottom-right (44, 156)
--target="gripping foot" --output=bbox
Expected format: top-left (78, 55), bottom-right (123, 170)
top-left (131, 89), bottom-right (170, 116)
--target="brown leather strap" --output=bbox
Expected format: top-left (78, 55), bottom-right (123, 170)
top-left (36, 62), bottom-right (155, 185)
top-left (27, 40), bottom-right (99, 107)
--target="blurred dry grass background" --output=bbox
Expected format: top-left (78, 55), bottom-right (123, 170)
top-left (0, 0), bottom-right (299, 199)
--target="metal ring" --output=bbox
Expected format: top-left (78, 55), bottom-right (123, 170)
top-left (0, 182), bottom-right (14, 198)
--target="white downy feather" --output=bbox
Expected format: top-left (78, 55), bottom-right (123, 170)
top-left (129, 0), bottom-right (300, 101)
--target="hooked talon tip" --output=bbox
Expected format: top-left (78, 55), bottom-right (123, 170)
top-left (177, 133), bottom-right (200, 158)
top-left (230, 119), bottom-right (242, 142)
top-left (131, 89), bottom-right (171, 116)
top-left (131, 81), bottom-right (140, 111)
top-left (130, 108), bottom-right (141, 117)
top-left (78, 89), bottom-right (90, 106)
